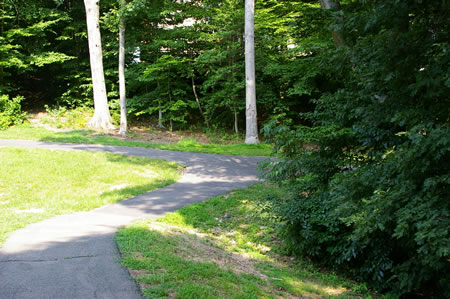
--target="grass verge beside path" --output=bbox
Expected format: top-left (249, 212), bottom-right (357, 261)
top-left (116, 184), bottom-right (374, 299)
top-left (0, 147), bottom-right (182, 246)
top-left (0, 126), bottom-right (272, 156)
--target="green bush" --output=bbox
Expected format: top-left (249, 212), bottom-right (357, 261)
top-left (261, 0), bottom-right (449, 296)
top-left (262, 121), bottom-right (449, 296)
top-left (0, 95), bottom-right (26, 129)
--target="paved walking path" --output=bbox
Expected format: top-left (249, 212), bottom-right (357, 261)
top-left (0, 140), bottom-right (266, 299)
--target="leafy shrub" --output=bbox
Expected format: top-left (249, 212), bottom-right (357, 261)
top-left (0, 95), bottom-right (27, 129)
top-left (261, 0), bottom-right (450, 296)
top-left (262, 121), bottom-right (449, 296)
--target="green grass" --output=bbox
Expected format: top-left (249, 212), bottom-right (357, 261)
top-left (0, 125), bottom-right (272, 156)
top-left (116, 184), bottom-right (375, 298)
top-left (0, 147), bottom-right (182, 246)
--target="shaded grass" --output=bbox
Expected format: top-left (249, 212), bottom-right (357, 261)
top-left (0, 147), bottom-right (182, 246)
top-left (116, 184), bottom-right (375, 298)
top-left (0, 126), bottom-right (272, 156)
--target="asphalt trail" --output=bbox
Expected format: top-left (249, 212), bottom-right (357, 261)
top-left (0, 140), bottom-right (266, 299)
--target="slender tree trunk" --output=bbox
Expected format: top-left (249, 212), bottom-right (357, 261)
top-left (191, 76), bottom-right (209, 128)
top-left (118, 0), bottom-right (127, 136)
top-left (233, 105), bottom-right (238, 134)
top-left (158, 107), bottom-right (164, 128)
top-left (84, 0), bottom-right (114, 130)
top-left (319, 0), bottom-right (340, 9)
top-left (230, 34), bottom-right (238, 135)
top-left (156, 80), bottom-right (164, 128)
top-left (319, 0), bottom-right (346, 48)
top-left (167, 77), bottom-right (173, 132)
top-left (244, 0), bottom-right (259, 144)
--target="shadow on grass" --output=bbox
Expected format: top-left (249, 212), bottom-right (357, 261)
top-left (0, 126), bottom-right (273, 156)
top-left (38, 130), bottom-right (143, 147)
top-left (117, 224), bottom-right (355, 298)
top-left (133, 185), bottom-right (370, 298)
top-left (98, 179), bottom-right (179, 204)
top-left (0, 177), bottom-right (180, 248)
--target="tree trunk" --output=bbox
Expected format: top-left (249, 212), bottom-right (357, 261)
top-left (319, 0), bottom-right (340, 9)
top-left (157, 105), bottom-right (164, 128)
top-left (233, 105), bottom-right (238, 134)
top-left (84, 0), bottom-right (114, 130)
top-left (191, 76), bottom-right (209, 129)
top-left (168, 78), bottom-right (173, 132)
top-left (156, 79), bottom-right (164, 128)
top-left (244, 0), bottom-right (259, 144)
top-left (118, 0), bottom-right (127, 136)
top-left (319, 0), bottom-right (346, 48)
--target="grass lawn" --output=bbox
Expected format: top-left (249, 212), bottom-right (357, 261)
top-left (0, 126), bottom-right (272, 156)
top-left (116, 184), bottom-right (374, 299)
top-left (0, 147), bottom-right (182, 246)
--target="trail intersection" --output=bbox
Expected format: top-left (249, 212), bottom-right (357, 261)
top-left (0, 140), bottom-right (265, 299)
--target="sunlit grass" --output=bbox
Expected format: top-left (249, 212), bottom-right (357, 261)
top-left (116, 184), bottom-right (374, 298)
top-left (0, 126), bottom-right (272, 156)
top-left (0, 147), bottom-right (182, 246)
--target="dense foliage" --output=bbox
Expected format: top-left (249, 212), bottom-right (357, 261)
top-left (262, 0), bottom-right (449, 296)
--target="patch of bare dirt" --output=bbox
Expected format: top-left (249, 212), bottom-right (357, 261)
top-left (28, 111), bottom-right (229, 145)
top-left (146, 222), bottom-right (269, 280)
top-left (28, 112), bottom-right (72, 132)
top-left (127, 262), bottom-right (152, 291)
top-left (102, 126), bottom-right (214, 145)
top-left (129, 269), bottom-right (149, 277)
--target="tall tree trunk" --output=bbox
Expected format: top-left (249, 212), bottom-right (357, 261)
top-left (230, 35), bottom-right (238, 135)
top-left (319, 0), bottom-right (346, 48)
top-left (167, 77), bottom-right (173, 132)
top-left (156, 80), bottom-right (164, 128)
top-left (84, 0), bottom-right (114, 130)
top-left (191, 76), bottom-right (209, 129)
top-left (118, 0), bottom-right (127, 136)
top-left (158, 107), bottom-right (164, 128)
top-left (233, 105), bottom-right (238, 134)
top-left (319, 0), bottom-right (340, 9)
top-left (244, 0), bottom-right (259, 144)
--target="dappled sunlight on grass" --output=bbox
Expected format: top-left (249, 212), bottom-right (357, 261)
top-left (117, 184), bottom-right (371, 298)
top-left (0, 147), bottom-right (181, 246)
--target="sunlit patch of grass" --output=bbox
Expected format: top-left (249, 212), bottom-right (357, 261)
top-left (117, 184), bottom-right (375, 298)
top-left (0, 147), bottom-right (182, 245)
top-left (0, 126), bottom-right (272, 156)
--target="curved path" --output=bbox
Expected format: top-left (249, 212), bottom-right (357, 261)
top-left (0, 140), bottom-right (266, 299)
